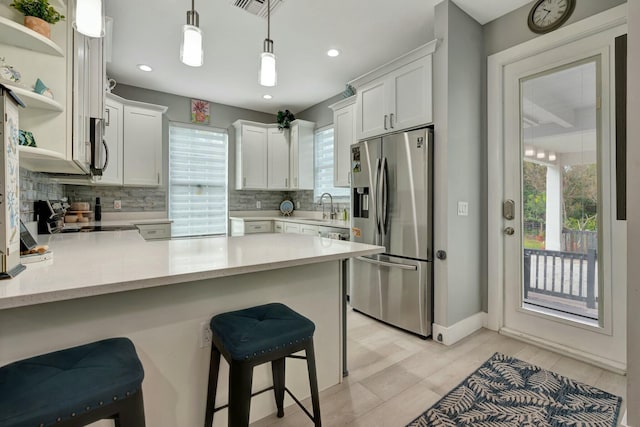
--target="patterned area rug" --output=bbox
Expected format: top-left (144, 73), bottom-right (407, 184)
top-left (407, 353), bottom-right (622, 427)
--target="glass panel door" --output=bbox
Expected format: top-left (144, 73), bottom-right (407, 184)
top-left (520, 58), bottom-right (600, 324)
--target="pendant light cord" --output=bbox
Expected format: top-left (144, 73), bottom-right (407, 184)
top-left (267, 0), bottom-right (271, 40)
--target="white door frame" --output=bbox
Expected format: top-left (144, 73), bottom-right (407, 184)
top-left (487, 5), bottom-right (626, 366)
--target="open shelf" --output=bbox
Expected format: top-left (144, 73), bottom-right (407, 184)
top-left (7, 84), bottom-right (64, 112)
top-left (0, 16), bottom-right (64, 57)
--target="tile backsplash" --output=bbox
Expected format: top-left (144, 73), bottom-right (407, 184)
top-left (65, 185), bottom-right (167, 212)
top-left (19, 168), bottom-right (65, 222)
top-left (19, 169), bottom-right (349, 222)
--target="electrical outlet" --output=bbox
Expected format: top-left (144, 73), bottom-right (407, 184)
top-left (199, 322), bottom-right (212, 348)
top-left (114, 200), bottom-right (122, 210)
top-left (457, 201), bottom-right (469, 216)
top-left (256, 201), bottom-right (261, 209)
top-left (296, 201), bottom-right (300, 209)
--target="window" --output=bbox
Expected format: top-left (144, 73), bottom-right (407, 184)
top-left (313, 126), bottom-right (350, 200)
top-left (169, 123), bottom-right (228, 237)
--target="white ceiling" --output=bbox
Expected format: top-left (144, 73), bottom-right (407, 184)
top-left (105, 0), bottom-right (533, 115)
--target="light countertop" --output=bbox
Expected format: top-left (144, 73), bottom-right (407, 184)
top-left (0, 231), bottom-right (382, 310)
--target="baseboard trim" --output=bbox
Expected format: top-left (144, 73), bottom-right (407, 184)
top-left (620, 410), bottom-right (629, 427)
top-left (500, 327), bottom-right (627, 374)
top-left (433, 312), bottom-right (487, 346)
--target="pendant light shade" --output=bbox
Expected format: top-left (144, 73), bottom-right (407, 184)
top-left (181, 25), bottom-right (203, 67)
top-left (260, 0), bottom-right (277, 87)
top-left (74, 0), bottom-right (104, 38)
top-left (181, 0), bottom-right (203, 67)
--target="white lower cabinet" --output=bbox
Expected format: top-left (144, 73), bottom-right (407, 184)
top-left (283, 223), bottom-right (301, 234)
top-left (136, 223), bottom-right (172, 240)
top-left (300, 224), bottom-right (319, 236)
top-left (230, 219), bottom-right (273, 236)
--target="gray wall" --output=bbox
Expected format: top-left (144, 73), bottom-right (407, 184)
top-left (433, 0), bottom-right (484, 327)
top-left (296, 93), bottom-right (343, 129)
top-left (628, 1), bottom-right (639, 424)
top-left (484, 0), bottom-right (626, 56)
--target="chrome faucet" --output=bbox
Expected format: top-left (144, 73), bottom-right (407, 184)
top-left (320, 192), bottom-right (335, 220)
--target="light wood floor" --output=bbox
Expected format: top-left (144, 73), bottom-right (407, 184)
top-left (251, 309), bottom-right (626, 427)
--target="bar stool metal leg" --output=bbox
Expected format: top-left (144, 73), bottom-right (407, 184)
top-left (204, 346), bottom-right (221, 427)
top-left (228, 361), bottom-right (254, 427)
top-left (114, 391), bottom-right (146, 427)
top-left (305, 340), bottom-right (322, 427)
top-left (271, 358), bottom-right (286, 417)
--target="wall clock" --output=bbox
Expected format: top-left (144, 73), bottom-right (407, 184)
top-left (527, 0), bottom-right (576, 34)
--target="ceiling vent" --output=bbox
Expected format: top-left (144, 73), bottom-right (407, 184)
top-left (231, 0), bottom-right (283, 19)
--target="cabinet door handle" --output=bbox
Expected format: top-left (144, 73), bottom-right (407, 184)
top-left (390, 113), bottom-right (394, 128)
top-left (243, 177), bottom-right (246, 187)
top-left (105, 109), bottom-right (110, 126)
top-left (384, 115), bottom-right (388, 130)
top-left (285, 178), bottom-right (288, 188)
top-left (157, 173), bottom-right (160, 184)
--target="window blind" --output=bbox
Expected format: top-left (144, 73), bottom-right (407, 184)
top-left (314, 127), bottom-right (350, 200)
top-left (169, 124), bottom-right (228, 237)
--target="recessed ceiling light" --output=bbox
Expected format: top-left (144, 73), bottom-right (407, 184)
top-left (137, 64), bottom-right (153, 72)
top-left (327, 49), bottom-right (340, 57)
top-left (263, 94), bottom-right (273, 100)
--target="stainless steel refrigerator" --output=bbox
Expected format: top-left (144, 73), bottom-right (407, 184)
top-left (350, 127), bottom-right (433, 337)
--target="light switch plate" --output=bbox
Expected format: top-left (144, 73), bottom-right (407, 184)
top-left (114, 200), bottom-right (122, 210)
top-left (457, 201), bottom-right (469, 216)
top-left (256, 201), bottom-right (261, 209)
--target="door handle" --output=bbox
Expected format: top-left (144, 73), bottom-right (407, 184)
top-left (384, 115), bottom-right (388, 130)
top-left (504, 227), bottom-right (515, 236)
top-left (503, 199), bottom-right (515, 220)
top-left (356, 256), bottom-right (417, 271)
top-left (381, 157), bottom-right (389, 233)
top-left (390, 113), bottom-right (394, 128)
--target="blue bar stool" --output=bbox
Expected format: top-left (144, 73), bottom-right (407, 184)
top-left (0, 337), bottom-right (145, 427)
top-left (204, 303), bottom-right (321, 427)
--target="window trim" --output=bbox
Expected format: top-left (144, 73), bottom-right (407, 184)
top-left (313, 124), bottom-right (350, 202)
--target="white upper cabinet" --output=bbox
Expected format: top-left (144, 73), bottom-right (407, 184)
top-left (123, 104), bottom-right (165, 186)
top-left (267, 127), bottom-right (289, 189)
top-left (234, 119), bottom-right (315, 191)
top-left (357, 80), bottom-right (387, 139)
top-left (289, 120), bottom-right (315, 190)
top-left (352, 41), bottom-right (436, 141)
top-left (235, 122), bottom-right (268, 190)
top-left (329, 97), bottom-right (356, 188)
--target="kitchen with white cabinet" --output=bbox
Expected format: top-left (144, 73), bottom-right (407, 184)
top-left (0, 0), bottom-right (634, 427)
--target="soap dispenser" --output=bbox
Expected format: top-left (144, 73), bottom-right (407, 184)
top-left (95, 197), bottom-right (102, 221)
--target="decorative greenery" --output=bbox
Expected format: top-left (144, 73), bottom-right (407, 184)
top-left (276, 109), bottom-right (295, 130)
top-left (10, 0), bottom-right (65, 24)
top-left (342, 84), bottom-right (356, 98)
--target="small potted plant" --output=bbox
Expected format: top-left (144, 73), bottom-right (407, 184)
top-left (276, 110), bottom-right (295, 130)
top-left (10, 0), bottom-right (65, 39)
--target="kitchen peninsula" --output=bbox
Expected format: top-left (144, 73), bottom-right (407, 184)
top-left (0, 231), bottom-right (382, 427)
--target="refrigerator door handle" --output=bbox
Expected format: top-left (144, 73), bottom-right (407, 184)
top-left (381, 157), bottom-right (389, 233)
top-left (356, 256), bottom-right (418, 271)
top-left (374, 158), bottom-right (382, 238)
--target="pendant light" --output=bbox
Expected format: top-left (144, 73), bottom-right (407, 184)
top-left (181, 0), bottom-right (203, 67)
top-left (259, 0), bottom-right (276, 87)
top-left (74, 0), bottom-right (104, 38)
